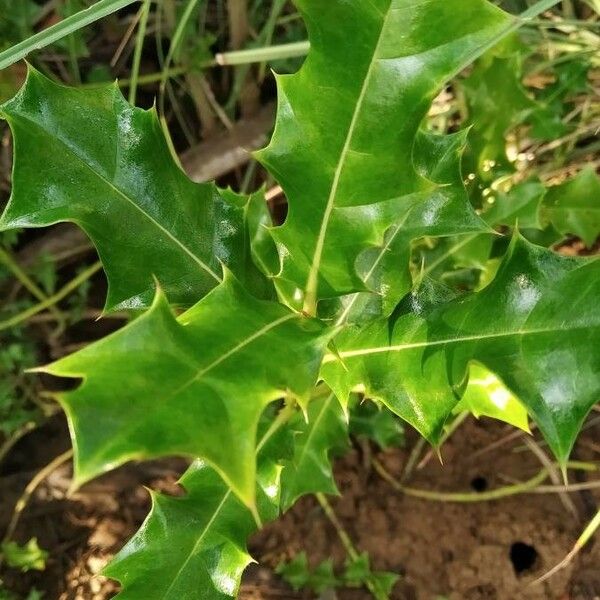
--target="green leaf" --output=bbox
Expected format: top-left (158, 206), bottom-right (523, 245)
top-left (542, 167), bottom-right (600, 248)
top-left (38, 273), bottom-right (328, 507)
top-left (484, 180), bottom-right (546, 230)
top-left (417, 178), bottom-right (554, 292)
top-left (277, 551), bottom-right (398, 596)
top-left (276, 552), bottom-right (313, 591)
top-left (453, 363), bottom-right (530, 432)
top-left (256, 0), bottom-right (515, 313)
top-left (462, 43), bottom-right (537, 175)
top-left (280, 393), bottom-right (348, 510)
top-left (245, 188), bottom-right (280, 281)
top-left (349, 397), bottom-right (405, 449)
top-left (343, 553), bottom-right (399, 595)
top-left (217, 188), bottom-right (276, 300)
top-left (276, 553), bottom-right (339, 594)
top-left (105, 458), bottom-right (278, 599)
top-left (1, 538), bottom-right (47, 572)
top-left (105, 403), bottom-right (293, 598)
top-left (323, 236), bottom-right (600, 465)
top-left (342, 130), bottom-right (489, 323)
top-left (0, 68), bottom-right (261, 310)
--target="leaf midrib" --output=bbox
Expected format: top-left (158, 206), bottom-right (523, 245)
top-left (302, 0), bottom-right (519, 311)
top-left (294, 393), bottom-right (335, 474)
top-left (91, 312), bottom-right (298, 481)
top-left (161, 488), bottom-right (234, 599)
top-left (303, 2), bottom-right (392, 312)
top-left (327, 322), bottom-right (596, 361)
top-left (160, 394), bottom-right (290, 599)
top-left (8, 111), bottom-right (222, 284)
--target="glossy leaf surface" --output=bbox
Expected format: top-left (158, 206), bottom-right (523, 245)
top-left (108, 465), bottom-right (257, 599)
top-left (323, 237), bottom-right (600, 463)
top-left (0, 68), bottom-right (260, 310)
top-left (0, 1), bottom-right (595, 598)
top-left (106, 443), bottom-right (282, 598)
top-left (257, 0), bottom-right (514, 313)
top-left (339, 131), bottom-right (489, 323)
top-left (39, 274), bottom-right (328, 506)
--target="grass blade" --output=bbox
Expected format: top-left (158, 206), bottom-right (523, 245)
top-left (0, 0), bottom-right (140, 71)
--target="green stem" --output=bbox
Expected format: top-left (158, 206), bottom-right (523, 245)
top-left (526, 18), bottom-right (600, 26)
top-left (528, 48), bottom-right (598, 74)
top-left (316, 493), bottom-right (391, 600)
top-left (0, 261), bottom-right (102, 333)
top-left (531, 508), bottom-right (600, 585)
top-left (0, 421), bottom-right (37, 466)
top-left (128, 0), bottom-right (152, 105)
top-left (158, 0), bottom-right (201, 115)
top-left (215, 41), bottom-right (310, 66)
top-left (66, 0), bottom-right (82, 84)
top-left (373, 458), bottom-right (549, 502)
top-left (0, 0), bottom-right (140, 71)
top-left (0, 247), bottom-right (65, 332)
top-left (520, 0), bottom-right (565, 19)
top-left (1, 449), bottom-right (73, 550)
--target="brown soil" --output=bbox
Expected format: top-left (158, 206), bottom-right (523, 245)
top-left (1, 415), bottom-right (599, 600)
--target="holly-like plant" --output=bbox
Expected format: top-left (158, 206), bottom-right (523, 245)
top-left (1, 0), bottom-right (598, 598)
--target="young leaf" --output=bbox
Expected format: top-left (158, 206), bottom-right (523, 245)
top-left (323, 236), bottom-right (600, 465)
top-left (453, 363), bottom-right (530, 432)
top-left (344, 130), bottom-right (489, 323)
top-left (276, 552), bottom-right (313, 591)
top-left (256, 0), bottom-right (515, 313)
top-left (0, 68), bottom-right (260, 310)
top-left (276, 553), bottom-right (339, 594)
top-left (349, 397), bottom-right (405, 450)
top-left (343, 553), bottom-right (399, 596)
top-left (1, 538), bottom-right (47, 572)
top-left (542, 167), bottom-right (600, 248)
top-left (37, 273), bottom-right (328, 507)
top-left (484, 180), bottom-right (546, 230)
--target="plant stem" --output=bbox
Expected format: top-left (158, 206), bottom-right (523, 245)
top-left (0, 261), bottom-right (102, 333)
top-left (227, 0), bottom-right (249, 51)
top-left (524, 437), bottom-right (578, 519)
top-left (1, 449), bottom-right (73, 548)
top-left (315, 493), bottom-right (391, 600)
top-left (520, 0), bottom-right (566, 19)
top-left (66, 0), bottom-right (82, 84)
top-left (373, 458), bottom-right (549, 502)
top-left (527, 18), bottom-right (600, 26)
top-left (401, 437), bottom-right (426, 483)
top-left (0, 0), bottom-right (140, 71)
top-left (158, 0), bottom-right (201, 128)
top-left (0, 421), bottom-right (37, 466)
top-left (128, 0), bottom-right (152, 105)
top-left (216, 41), bottom-right (310, 66)
top-left (532, 508), bottom-right (600, 585)
top-left (0, 247), bottom-right (65, 333)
